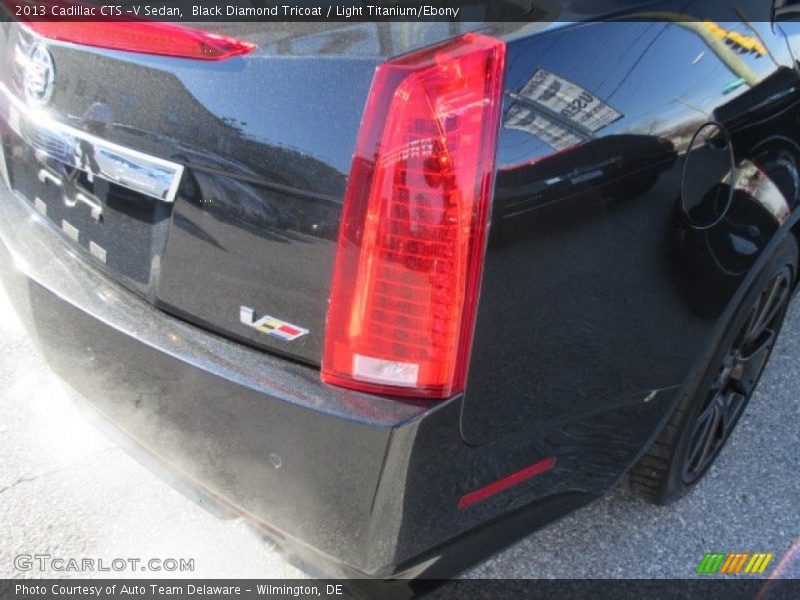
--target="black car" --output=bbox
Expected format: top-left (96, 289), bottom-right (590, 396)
top-left (1, 0), bottom-right (800, 585)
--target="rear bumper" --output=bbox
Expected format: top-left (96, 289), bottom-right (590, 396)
top-left (0, 180), bottom-right (608, 581)
top-left (0, 182), bottom-right (427, 576)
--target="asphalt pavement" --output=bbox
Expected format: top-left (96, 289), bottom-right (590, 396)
top-left (0, 279), bottom-right (797, 581)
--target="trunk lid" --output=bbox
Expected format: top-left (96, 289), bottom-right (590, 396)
top-left (0, 22), bottom-right (478, 365)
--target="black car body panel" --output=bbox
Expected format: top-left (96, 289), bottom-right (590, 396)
top-left (2, 0), bottom-right (800, 582)
top-left (0, 193), bottom-right (672, 578)
top-left (464, 10), bottom-right (800, 444)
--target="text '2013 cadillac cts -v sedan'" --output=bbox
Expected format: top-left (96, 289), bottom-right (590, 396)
top-left (2, 0), bottom-right (800, 585)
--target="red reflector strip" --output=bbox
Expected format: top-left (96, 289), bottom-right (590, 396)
top-left (458, 457), bottom-right (556, 509)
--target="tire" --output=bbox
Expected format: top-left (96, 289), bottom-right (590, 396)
top-left (630, 234), bottom-right (798, 504)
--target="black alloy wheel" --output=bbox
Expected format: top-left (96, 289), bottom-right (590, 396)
top-left (631, 235), bottom-right (797, 504)
top-left (682, 264), bottom-right (793, 484)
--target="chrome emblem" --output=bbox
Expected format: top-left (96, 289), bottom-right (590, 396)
top-left (240, 307), bottom-right (309, 342)
top-left (20, 41), bottom-right (55, 106)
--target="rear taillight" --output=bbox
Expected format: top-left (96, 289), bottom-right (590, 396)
top-left (322, 33), bottom-right (506, 399)
top-left (20, 22), bottom-right (255, 61)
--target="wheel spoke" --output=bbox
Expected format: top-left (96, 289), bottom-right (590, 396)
top-left (687, 398), bottom-right (722, 475)
top-left (730, 330), bottom-right (775, 396)
top-left (745, 273), bottom-right (789, 343)
top-left (720, 392), bottom-right (747, 437)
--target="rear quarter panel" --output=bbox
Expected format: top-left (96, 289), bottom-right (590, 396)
top-left (463, 6), bottom-right (800, 445)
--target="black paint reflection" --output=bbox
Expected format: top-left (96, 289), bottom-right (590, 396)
top-left (495, 133), bottom-right (677, 228)
top-left (672, 160), bottom-right (793, 318)
top-left (464, 15), bottom-right (800, 446)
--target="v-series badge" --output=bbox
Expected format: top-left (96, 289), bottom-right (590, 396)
top-left (240, 307), bottom-right (309, 342)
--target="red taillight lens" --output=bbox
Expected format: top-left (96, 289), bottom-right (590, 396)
top-left (322, 33), bottom-right (506, 399)
top-left (21, 22), bottom-right (255, 61)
